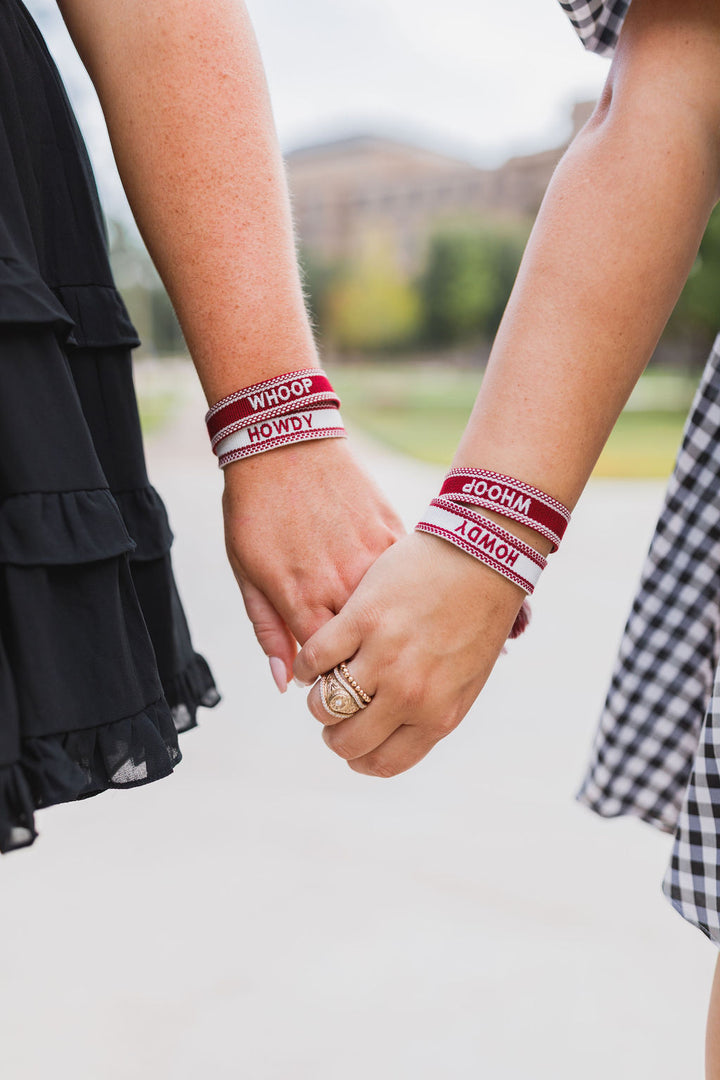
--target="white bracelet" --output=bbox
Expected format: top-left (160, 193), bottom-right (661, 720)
top-left (415, 497), bottom-right (546, 594)
top-left (214, 407), bottom-right (346, 467)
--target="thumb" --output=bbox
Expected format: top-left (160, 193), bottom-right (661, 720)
top-left (294, 607), bottom-right (363, 687)
top-left (239, 579), bottom-right (297, 691)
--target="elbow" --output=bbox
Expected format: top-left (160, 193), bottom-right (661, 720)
top-left (570, 66), bottom-right (720, 206)
top-left (583, 76), bottom-right (615, 136)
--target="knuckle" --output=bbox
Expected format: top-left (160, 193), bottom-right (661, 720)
top-left (306, 693), bottom-right (324, 722)
top-left (301, 639), bottom-right (322, 676)
top-left (399, 682), bottom-right (425, 714)
top-left (323, 728), bottom-right (356, 761)
top-left (363, 755), bottom-right (398, 779)
top-left (434, 711), bottom-right (461, 739)
top-left (359, 606), bottom-right (380, 636)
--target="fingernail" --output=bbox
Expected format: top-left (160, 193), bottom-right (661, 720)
top-left (269, 656), bottom-right (288, 694)
top-left (293, 675), bottom-right (312, 688)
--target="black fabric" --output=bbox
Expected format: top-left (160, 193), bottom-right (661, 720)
top-left (0, 0), bottom-right (220, 852)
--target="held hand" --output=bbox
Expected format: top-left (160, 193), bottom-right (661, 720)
top-left (293, 530), bottom-right (525, 777)
top-left (222, 437), bottom-right (405, 688)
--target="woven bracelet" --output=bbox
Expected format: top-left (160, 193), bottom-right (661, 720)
top-left (416, 496), bottom-right (547, 594)
top-left (439, 468), bottom-right (570, 551)
top-left (206, 369), bottom-right (345, 468)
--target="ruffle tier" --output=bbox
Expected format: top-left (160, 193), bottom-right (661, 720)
top-left (0, 480), bottom-right (220, 853)
top-left (0, 257), bottom-right (140, 351)
top-left (0, 660), bottom-right (220, 853)
top-left (0, 697), bottom-right (180, 852)
top-left (0, 1), bottom-right (219, 853)
top-left (0, 324), bottom-right (220, 854)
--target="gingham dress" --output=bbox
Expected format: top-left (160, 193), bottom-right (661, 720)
top-left (558, 0), bottom-right (630, 56)
top-left (560, 0), bottom-right (720, 947)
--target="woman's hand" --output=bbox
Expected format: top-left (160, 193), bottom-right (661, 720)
top-left (222, 437), bottom-right (405, 689)
top-left (293, 530), bottom-right (525, 777)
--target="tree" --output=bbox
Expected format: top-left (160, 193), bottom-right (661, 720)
top-left (667, 203), bottom-right (720, 355)
top-left (107, 217), bottom-right (185, 355)
top-left (418, 222), bottom-right (530, 346)
top-left (324, 244), bottom-right (421, 353)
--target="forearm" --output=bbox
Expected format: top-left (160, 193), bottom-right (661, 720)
top-left (457, 0), bottom-right (720, 526)
top-left (58, 0), bottom-right (314, 404)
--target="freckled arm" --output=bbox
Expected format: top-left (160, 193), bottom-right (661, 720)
top-left (57, 0), bottom-right (315, 405)
top-left (455, 0), bottom-right (720, 536)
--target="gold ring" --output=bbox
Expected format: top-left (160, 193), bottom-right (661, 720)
top-left (338, 662), bottom-right (373, 704)
top-left (320, 662), bottom-right (373, 719)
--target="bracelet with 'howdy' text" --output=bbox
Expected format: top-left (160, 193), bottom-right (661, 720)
top-left (206, 369), bottom-right (340, 449)
top-left (214, 407), bottom-right (346, 468)
top-left (415, 497), bottom-right (547, 594)
top-left (439, 468), bottom-right (570, 551)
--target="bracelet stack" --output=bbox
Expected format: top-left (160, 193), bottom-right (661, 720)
top-left (205, 368), bottom-right (345, 468)
top-left (439, 468), bottom-right (570, 552)
top-left (416, 468), bottom-right (571, 597)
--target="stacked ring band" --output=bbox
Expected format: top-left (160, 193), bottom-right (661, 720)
top-left (320, 663), bottom-right (373, 719)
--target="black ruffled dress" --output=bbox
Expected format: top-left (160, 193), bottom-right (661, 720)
top-left (0, 0), bottom-right (220, 852)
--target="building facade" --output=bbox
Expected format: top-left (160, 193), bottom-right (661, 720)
top-left (286, 102), bottom-right (594, 273)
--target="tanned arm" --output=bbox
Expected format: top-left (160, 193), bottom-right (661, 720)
top-left (57, 0), bottom-right (404, 686)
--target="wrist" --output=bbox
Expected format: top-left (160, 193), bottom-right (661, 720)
top-left (414, 528), bottom-right (526, 617)
top-left (221, 431), bottom-right (351, 488)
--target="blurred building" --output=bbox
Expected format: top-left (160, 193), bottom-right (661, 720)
top-left (287, 101), bottom-right (594, 272)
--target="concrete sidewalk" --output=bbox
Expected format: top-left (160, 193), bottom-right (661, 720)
top-left (0, 365), bottom-right (714, 1079)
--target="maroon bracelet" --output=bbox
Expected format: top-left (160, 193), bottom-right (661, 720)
top-left (206, 369), bottom-right (339, 449)
top-left (439, 468), bottom-right (570, 551)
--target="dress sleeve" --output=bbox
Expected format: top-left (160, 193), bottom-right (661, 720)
top-left (557, 0), bottom-right (631, 57)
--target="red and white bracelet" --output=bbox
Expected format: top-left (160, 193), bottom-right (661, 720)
top-left (439, 468), bottom-right (570, 551)
top-left (416, 497), bottom-right (547, 594)
top-left (206, 369), bottom-right (340, 449)
top-left (206, 370), bottom-right (346, 468)
top-left (214, 407), bottom-right (345, 467)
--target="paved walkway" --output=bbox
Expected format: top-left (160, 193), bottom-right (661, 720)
top-left (0, 364), bottom-right (714, 1079)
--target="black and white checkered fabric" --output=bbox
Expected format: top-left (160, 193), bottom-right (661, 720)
top-left (557, 0), bottom-right (630, 56)
top-left (576, 336), bottom-right (720, 945)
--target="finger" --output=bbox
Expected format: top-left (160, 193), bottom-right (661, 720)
top-left (307, 650), bottom-right (403, 760)
top-left (305, 649), bottom-right (378, 726)
top-left (293, 608), bottom-right (363, 687)
top-left (347, 724), bottom-right (439, 779)
top-left (239, 579), bottom-right (297, 687)
top-left (320, 700), bottom-right (400, 760)
top-left (284, 603), bottom-right (337, 650)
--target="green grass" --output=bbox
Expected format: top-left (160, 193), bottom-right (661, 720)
top-left (137, 391), bottom-right (180, 437)
top-left (592, 410), bottom-right (686, 478)
top-left (328, 361), bottom-right (694, 479)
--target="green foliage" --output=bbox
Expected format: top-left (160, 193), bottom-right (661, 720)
top-left (418, 222), bottom-right (530, 346)
top-left (107, 217), bottom-right (185, 355)
top-left (298, 246), bottom-right (337, 333)
top-left (300, 221), bottom-right (531, 355)
top-left (327, 250), bottom-right (421, 352)
top-left (668, 203), bottom-right (720, 349)
top-left (330, 360), bottom-right (689, 477)
top-left (150, 289), bottom-right (186, 355)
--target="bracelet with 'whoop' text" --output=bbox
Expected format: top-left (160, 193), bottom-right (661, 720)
top-left (439, 468), bottom-right (570, 551)
top-left (206, 370), bottom-right (346, 468)
top-left (206, 369), bottom-right (340, 448)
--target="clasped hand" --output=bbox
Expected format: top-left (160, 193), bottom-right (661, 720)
top-left (223, 439), bottom-right (525, 777)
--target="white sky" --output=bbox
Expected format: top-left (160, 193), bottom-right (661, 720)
top-left (26, 0), bottom-right (611, 222)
